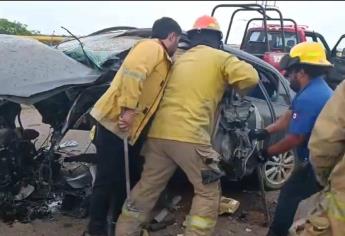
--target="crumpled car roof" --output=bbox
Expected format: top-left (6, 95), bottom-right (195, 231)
top-left (56, 29), bottom-right (147, 68)
top-left (57, 28), bottom-right (192, 70)
top-left (0, 34), bottom-right (101, 104)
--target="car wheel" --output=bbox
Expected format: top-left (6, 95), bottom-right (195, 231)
top-left (262, 151), bottom-right (295, 190)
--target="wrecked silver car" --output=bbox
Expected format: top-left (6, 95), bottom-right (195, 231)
top-left (0, 34), bottom-right (103, 222)
top-left (0, 28), bottom-right (295, 222)
top-left (56, 27), bottom-right (295, 189)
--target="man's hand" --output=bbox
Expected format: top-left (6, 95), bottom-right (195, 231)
top-left (257, 148), bottom-right (270, 163)
top-left (249, 129), bottom-right (270, 141)
top-left (118, 109), bottom-right (137, 132)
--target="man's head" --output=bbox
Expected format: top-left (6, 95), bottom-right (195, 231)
top-left (187, 15), bottom-right (223, 49)
top-left (280, 42), bottom-right (333, 92)
top-left (152, 17), bottom-right (182, 57)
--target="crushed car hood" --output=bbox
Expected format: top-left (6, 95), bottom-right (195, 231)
top-left (0, 34), bottom-right (101, 104)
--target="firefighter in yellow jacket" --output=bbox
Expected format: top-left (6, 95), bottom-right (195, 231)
top-left (115, 15), bottom-right (259, 236)
top-left (290, 81), bottom-right (345, 236)
top-left (84, 17), bottom-right (181, 236)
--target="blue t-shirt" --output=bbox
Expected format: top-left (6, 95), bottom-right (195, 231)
top-left (288, 76), bottom-right (333, 161)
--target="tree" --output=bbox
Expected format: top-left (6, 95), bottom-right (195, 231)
top-left (0, 18), bottom-right (40, 35)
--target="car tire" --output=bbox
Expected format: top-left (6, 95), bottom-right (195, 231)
top-left (261, 150), bottom-right (296, 190)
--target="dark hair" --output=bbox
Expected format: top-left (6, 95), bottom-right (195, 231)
top-left (286, 63), bottom-right (331, 78)
top-left (151, 17), bottom-right (182, 39)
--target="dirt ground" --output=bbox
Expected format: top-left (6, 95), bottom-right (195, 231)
top-left (0, 106), bottom-right (279, 236)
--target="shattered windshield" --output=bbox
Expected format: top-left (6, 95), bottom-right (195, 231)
top-left (57, 32), bottom-right (143, 68)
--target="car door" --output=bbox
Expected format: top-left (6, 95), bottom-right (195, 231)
top-left (304, 31), bottom-right (331, 54)
top-left (304, 32), bottom-right (345, 89)
top-left (247, 70), bottom-right (295, 189)
top-left (327, 34), bottom-right (345, 89)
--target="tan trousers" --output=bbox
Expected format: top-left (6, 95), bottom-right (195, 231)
top-left (290, 190), bottom-right (345, 236)
top-left (290, 153), bottom-right (345, 236)
top-left (115, 138), bottom-right (221, 236)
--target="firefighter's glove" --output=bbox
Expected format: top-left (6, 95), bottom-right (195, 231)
top-left (201, 169), bottom-right (225, 185)
top-left (257, 148), bottom-right (269, 163)
top-left (201, 158), bottom-right (226, 184)
top-left (249, 129), bottom-right (270, 141)
top-left (196, 147), bottom-right (225, 184)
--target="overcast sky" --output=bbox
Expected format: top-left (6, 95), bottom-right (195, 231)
top-left (0, 1), bottom-right (344, 47)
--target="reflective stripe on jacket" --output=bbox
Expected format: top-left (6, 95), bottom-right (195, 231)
top-left (148, 45), bottom-right (259, 145)
top-left (90, 39), bottom-right (171, 145)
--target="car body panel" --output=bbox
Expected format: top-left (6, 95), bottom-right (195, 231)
top-left (0, 34), bottom-right (100, 104)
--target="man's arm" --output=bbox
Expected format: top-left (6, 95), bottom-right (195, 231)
top-left (222, 54), bottom-right (259, 95)
top-left (267, 134), bottom-right (304, 156)
top-left (248, 108), bottom-right (292, 142)
top-left (266, 110), bottom-right (292, 134)
top-left (265, 95), bottom-right (317, 158)
top-left (117, 41), bottom-right (164, 131)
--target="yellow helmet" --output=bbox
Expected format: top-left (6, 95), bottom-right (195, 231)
top-left (280, 42), bottom-right (333, 69)
top-left (187, 15), bottom-right (223, 38)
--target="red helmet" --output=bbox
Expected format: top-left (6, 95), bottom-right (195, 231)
top-left (188, 15), bottom-right (222, 37)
